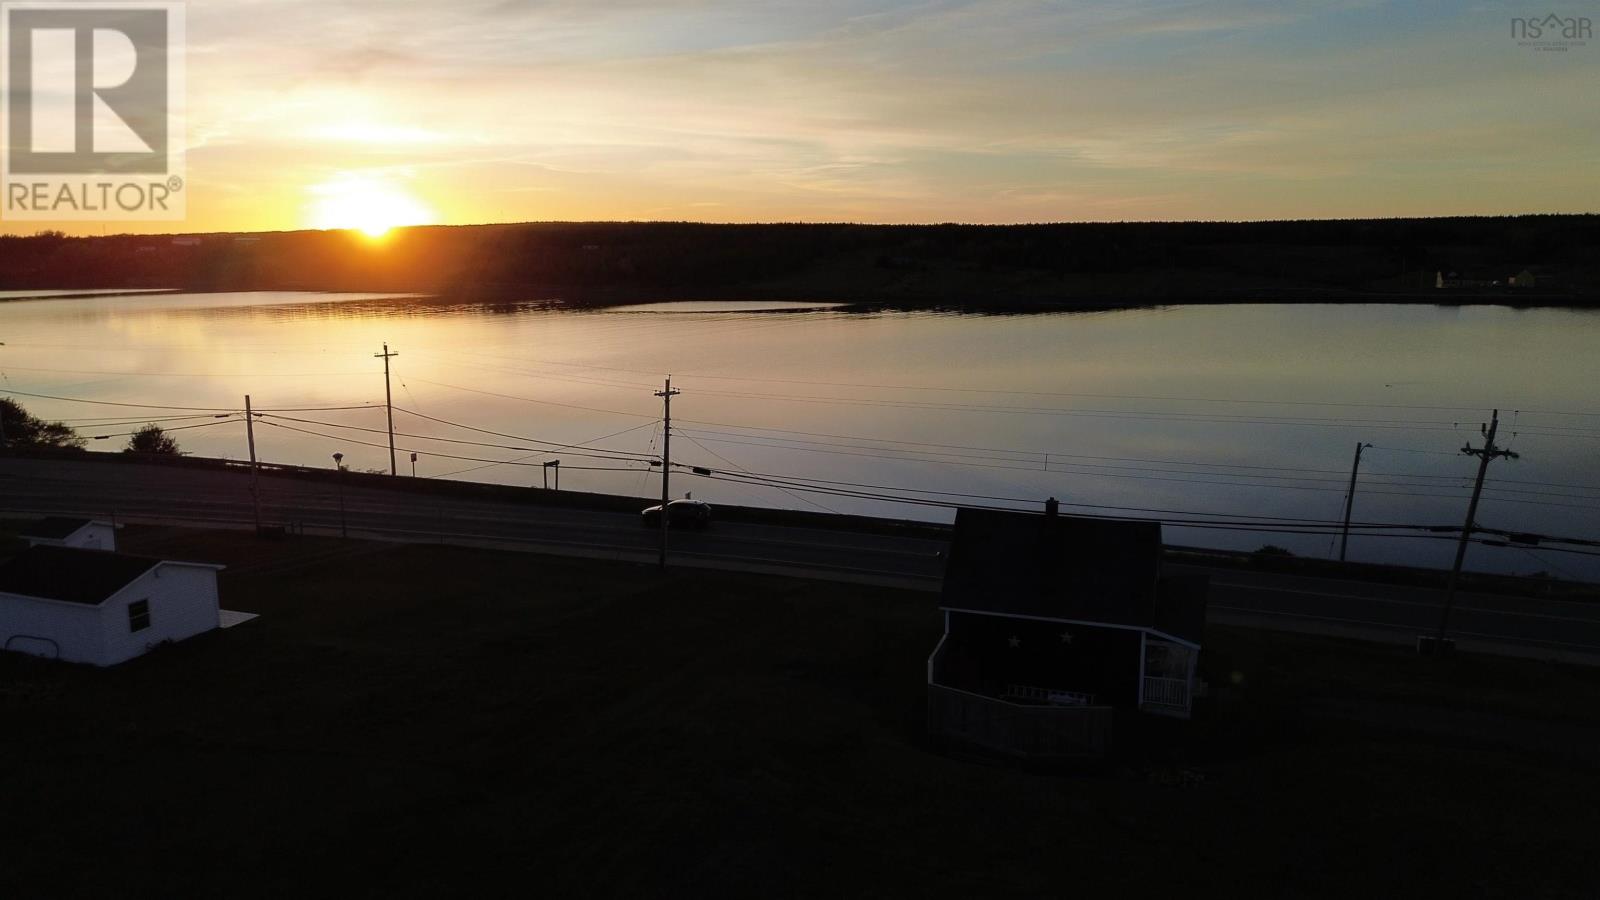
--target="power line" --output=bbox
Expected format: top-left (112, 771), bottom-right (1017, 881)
top-left (392, 407), bottom-right (659, 459)
top-left (670, 385), bottom-right (1600, 434)
top-left (679, 427), bottom-right (1482, 487)
top-left (80, 417), bottom-right (242, 441)
top-left (396, 348), bottom-right (1600, 418)
top-left (679, 422), bottom-right (1585, 487)
top-left (676, 432), bottom-right (839, 515)
top-left (686, 469), bottom-right (1462, 538)
top-left (428, 421), bottom-right (660, 480)
top-left (670, 462), bottom-right (1451, 529)
top-left (57, 413), bottom-right (231, 426)
top-left (407, 378), bottom-right (657, 420)
top-left (254, 419), bottom-right (652, 473)
top-left (671, 430), bottom-right (1600, 511)
top-left (256, 413), bottom-right (656, 464)
top-left (0, 387), bottom-right (382, 414)
top-left (1, 389), bottom-right (237, 413)
top-left (0, 363), bottom-right (369, 378)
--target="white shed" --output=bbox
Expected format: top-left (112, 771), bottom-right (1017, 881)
top-left (18, 517), bottom-right (118, 551)
top-left (0, 546), bottom-right (225, 666)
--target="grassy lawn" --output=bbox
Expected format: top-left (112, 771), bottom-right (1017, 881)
top-left (3, 526), bottom-right (1599, 898)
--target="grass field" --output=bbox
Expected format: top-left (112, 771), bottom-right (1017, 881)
top-left (3, 526), bottom-right (1599, 898)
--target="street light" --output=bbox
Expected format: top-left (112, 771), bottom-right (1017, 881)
top-left (331, 452), bottom-right (348, 539)
top-left (543, 459), bottom-right (560, 490)
top-left (410, 452), bottom-right (418, 477)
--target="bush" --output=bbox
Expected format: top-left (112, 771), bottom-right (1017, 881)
top-left (125, 423), bottom-right (182, 455)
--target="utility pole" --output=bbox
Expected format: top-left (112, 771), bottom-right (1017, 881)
top-left (331, 452), bottom-right (348, 539)
top-left (1436, 410), bottom-right (1519, 647)
top-left (655, 377), bottom-right (680, 569)
top-left (245, 395), bottom-right (262, 533)
top-left (375, 343), bottom-right (399, 476)
top-left (543, 459), bottom-right (560, 490)
top-left (410, 452), bottom-right (418, 477)
top-left (1338, 441), bottom-right (1372, 562)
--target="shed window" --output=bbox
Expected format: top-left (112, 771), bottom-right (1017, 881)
top-left (128, 599), bottom-right (151, 633)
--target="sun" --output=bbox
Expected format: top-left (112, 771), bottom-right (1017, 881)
top-left (308, 176), bottom-right (435, 239)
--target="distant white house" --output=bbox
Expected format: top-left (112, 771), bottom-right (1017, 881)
top-left (18, 517), bottom-right (118, 551)
top-left (0, 546), bottom-right (225, 666)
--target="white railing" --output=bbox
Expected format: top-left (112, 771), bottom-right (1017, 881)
top-left (1001, 684), bottom-right (1097, 707)
top-left (1142, 676), bottom-right (1190, 710)
top-left (927, 683), bottom-right (1113, 759)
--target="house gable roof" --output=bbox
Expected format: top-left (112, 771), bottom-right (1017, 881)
top-left (0, 546), bottom-right (160, 606)
top-left (18, 517), bottom-right (95, 540)
top-left (940, 509), bottom-right (1206, 644)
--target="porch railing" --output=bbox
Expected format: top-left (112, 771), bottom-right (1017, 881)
top-left (1142, 676), bottom-right (1190, 711)
top-left (927, 683), bottom-right (1113, 759)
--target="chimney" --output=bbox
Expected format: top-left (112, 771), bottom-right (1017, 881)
top-left (1045, 497), bottom-right (1059, 517)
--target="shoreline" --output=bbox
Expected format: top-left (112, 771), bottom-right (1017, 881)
top-left (4, 284), bottom-right (1588, 313)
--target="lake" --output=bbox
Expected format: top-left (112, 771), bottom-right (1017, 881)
top-left (2, 291), bottom-right (1597, 579)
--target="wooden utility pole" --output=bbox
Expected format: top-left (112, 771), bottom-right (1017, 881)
top-left (245, 395), bottom-right (261, 533)
top-left (375, 343), bottom-right (399, 475)
top-left (655, 377), bottom-right (680, 569)
top-left (1338, 441), bottom-right (1372, 562)
top-left (1437, 410), bottom-right (1519, 643)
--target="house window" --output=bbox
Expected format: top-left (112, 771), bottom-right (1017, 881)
top-left (128, 599), bottom-right (151, 633)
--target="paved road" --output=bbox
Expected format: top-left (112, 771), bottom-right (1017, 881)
top-left (0, 456), bottom-right (945, 587)
top-left (4, 456), bottom-right (1598, 661)
top-left (1174, 564), bottom-right (1600, 663)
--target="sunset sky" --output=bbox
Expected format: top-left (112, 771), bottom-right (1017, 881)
top-left (10, 0), bottom-right (1600, 235)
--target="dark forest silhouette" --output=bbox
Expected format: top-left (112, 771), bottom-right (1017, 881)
top-left (2, 215), bottom-right (1596, 306)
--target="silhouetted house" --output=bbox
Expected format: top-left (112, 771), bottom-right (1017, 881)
top-left (17, 517), bottom-right (118, 551)
top-left (927, 509), bottom-right (1208, 759)
top-left (0, 546), bottom-right (224, 666)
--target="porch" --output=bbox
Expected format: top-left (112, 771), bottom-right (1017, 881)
top-left (1139, 638), bottom-right (1197, 719)
top-left (927, 683), bottom-right (1114, 760)
top-left (927, 634), bottom-right (1115, 759)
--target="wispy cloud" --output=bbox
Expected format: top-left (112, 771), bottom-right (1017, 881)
top-left (19, 0), bottom-right (1597, 233)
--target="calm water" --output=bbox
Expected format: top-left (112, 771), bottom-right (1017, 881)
top-left (2, 291), bottom-right (1597, 579)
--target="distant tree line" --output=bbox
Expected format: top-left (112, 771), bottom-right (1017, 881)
top-left (2, 216), bottom-right (1597, 303)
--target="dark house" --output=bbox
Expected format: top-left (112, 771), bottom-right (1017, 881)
top-left (927, 509), bottom-right (1208, 759)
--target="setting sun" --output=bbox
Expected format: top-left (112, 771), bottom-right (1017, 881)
top-left (308, 176), bottom-right (434, 238)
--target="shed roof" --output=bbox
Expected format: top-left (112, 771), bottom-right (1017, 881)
top-left (0, 546), bottom-right (160, 606)
top-left (940, 509), bottom-right (1206, 644)
top-left (18, 517), bottom-right (95, 539)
